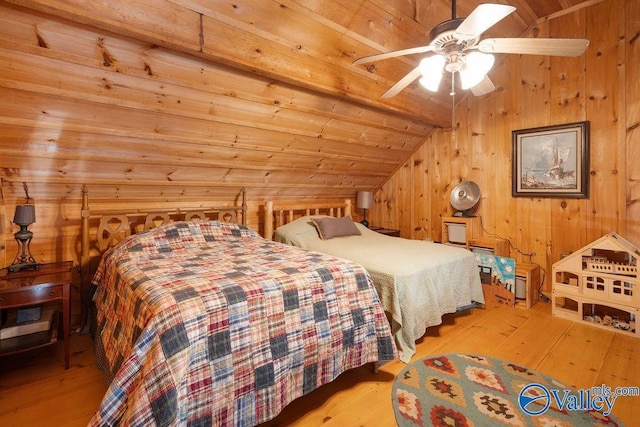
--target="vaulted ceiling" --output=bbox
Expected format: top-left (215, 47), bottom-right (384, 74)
top-left (0, 0), bottom-right (598, 203)
top-left (11, 0), bottom-right (592, 124)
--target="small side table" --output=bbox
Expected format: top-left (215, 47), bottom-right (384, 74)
top-left (369, 226), bottom-right (401, 237)
top-left (0, 261), bottom-right (73, 369)
top-left (514, 262), bottom-right (540, 309)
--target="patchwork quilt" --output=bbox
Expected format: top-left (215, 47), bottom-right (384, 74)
top-left (89, 220), bottom-right (396, 426)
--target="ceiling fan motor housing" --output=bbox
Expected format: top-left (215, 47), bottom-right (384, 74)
top-left (429, 19), bottom-right (464, 47)
top-left (429, 19), bottom-right (479, 49)
top-left (429, 19), bottom-right (479, 73)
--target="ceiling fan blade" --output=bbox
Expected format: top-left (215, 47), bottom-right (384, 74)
top-left (353, 46), bottom-right (435, 65)
top-left (478, 38), bottom-right (590, 56)
top-left (454, 4), bottom-right (516, 41)
top-left (381, 66), bottom-right (422, 98)
top-left (470, 75), bottom-right (496, 96)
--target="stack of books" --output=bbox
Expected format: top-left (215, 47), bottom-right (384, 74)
top-left (0, 306), bottom-right (56, 340)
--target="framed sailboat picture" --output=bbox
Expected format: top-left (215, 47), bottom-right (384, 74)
top-left (512, 121), bottom-right (589, 198)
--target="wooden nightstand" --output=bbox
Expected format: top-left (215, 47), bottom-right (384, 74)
top-left (369, 226), bottom-right (401, 237)
top-left (0, 261), bottom-right (73, 369)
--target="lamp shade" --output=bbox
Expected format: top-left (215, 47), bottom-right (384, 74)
top-left (418, 55), bottom-right (446, 92)
top-left (356, 191), bottom-right (373, 210)
top-left (14, 204), bottom-right (36, 225)
top-left (460, 52), bottom-right (495, 90)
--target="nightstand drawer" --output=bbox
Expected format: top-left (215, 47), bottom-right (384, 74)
top-left (0, 285), bottom-right (64, 307)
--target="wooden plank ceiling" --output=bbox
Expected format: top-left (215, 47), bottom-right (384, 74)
top-left (0, 0), bottom-right (592, 203)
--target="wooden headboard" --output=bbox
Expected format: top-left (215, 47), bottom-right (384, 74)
top-left (264, 199), bottom-right (351, 240)
top-left (81, 187), bottom-right (247, 281)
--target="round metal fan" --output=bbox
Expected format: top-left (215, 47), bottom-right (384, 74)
top-left (353, 1), bottom-right (589, 98)
top-left (450, 181), bottom-right (481, 217)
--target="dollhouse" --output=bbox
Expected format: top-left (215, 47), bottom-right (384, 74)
top-left (552, 232), bottom-right (640, 337)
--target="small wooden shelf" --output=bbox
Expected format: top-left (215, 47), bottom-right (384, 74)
top-left (515, 263), bottom-right (540, 309)
top-left (0, 314), bottom-right (60, 354)
top-left (468, 236), bottom-right (510, 257)
top-left (441, 216), bottom-right (481, 249)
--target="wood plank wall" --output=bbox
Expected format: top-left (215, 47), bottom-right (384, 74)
top-left (372, 0), bottom-right (640, 291)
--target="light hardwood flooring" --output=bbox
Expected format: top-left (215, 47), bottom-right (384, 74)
top-left (1, 301), bottom-right (638, 426)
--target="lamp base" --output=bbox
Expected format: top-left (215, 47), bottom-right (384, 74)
top-left (360, 219), bottom-right (369, 228)
top-left (11, 228), bottom-right (39, 274)
top-left (8, 262), bottom-right (40, 274)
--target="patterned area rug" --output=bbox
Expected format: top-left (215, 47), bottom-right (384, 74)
top-left (393, 353), bottom-right (624, 427)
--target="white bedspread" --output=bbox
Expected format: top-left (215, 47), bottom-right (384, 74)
top-left (275, 217), bottom-right (484, 362)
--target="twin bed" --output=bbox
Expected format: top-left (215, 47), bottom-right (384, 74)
top-left (82, 191), bottom-right (483, 426)
top-left (265, 200), bottom-right (484, 363)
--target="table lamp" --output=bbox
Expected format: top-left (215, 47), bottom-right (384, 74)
top-left (9, 204), bottom-right (40, 273)
top-left (356, 190), bottom-right (373, 228)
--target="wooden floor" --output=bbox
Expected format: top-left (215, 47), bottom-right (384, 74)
top-left (1, 301), bottom-right (638, 426)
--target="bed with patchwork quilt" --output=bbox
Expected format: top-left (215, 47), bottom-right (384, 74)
top-left (88, 220), bottom-right (396, 426)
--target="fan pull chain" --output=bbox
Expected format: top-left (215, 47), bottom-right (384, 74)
top-left (451, 74), bottom-right (456, 143)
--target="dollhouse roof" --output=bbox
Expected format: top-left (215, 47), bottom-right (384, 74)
top-left (553, 232), bottom-right (640, 269)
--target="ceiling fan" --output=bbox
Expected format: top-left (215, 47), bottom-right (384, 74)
top-left (353, 1), bottom-right (590, 99)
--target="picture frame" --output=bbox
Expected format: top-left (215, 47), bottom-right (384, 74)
top-left (512, 121), bottom-right (589, 198)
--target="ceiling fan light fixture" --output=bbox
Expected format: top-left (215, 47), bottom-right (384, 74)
top-left (418, 55), bottom-right (445, 92)
top-left (419, 76), bottom-right (441, 92)
top-left (459, 68), bottom-right (486, 90)
top-left (352, 2), bottom-right (589, 100)
top-left (459, 51), bottom-right (495, 89)
top-left (466, 51), bottom-right (495, 72)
